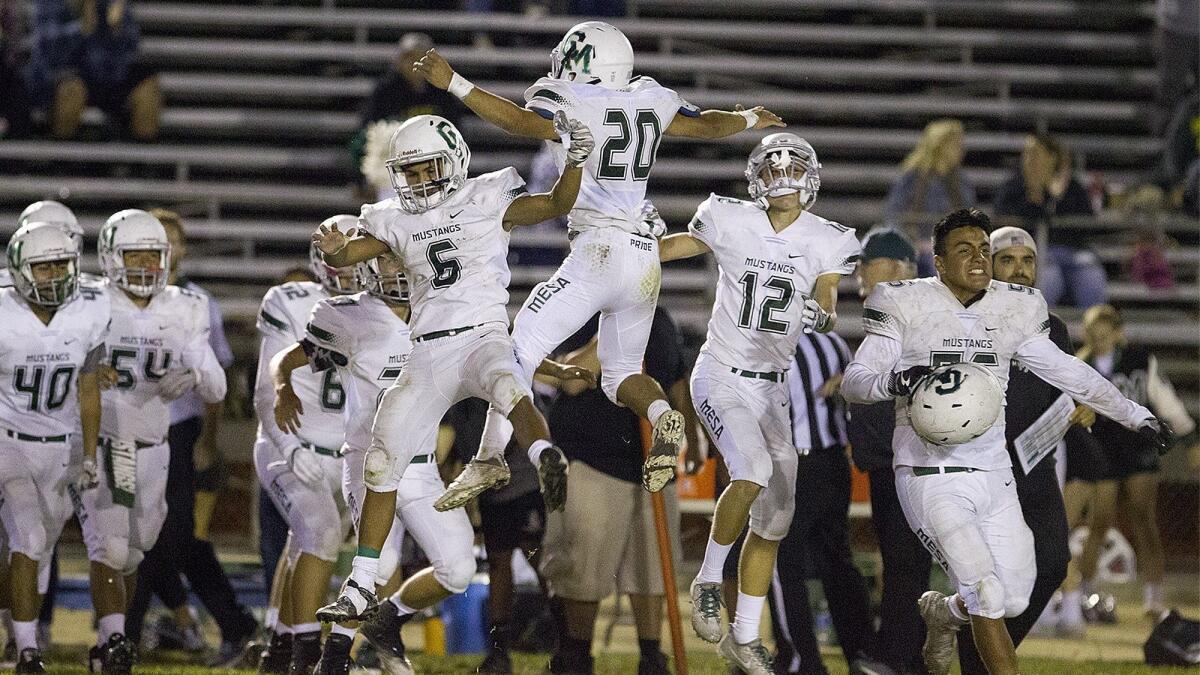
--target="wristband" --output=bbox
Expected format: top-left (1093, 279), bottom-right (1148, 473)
top-left (739, 109), bottom-right (759, 130)
top-left (447, 72), bottom-right (475, 99)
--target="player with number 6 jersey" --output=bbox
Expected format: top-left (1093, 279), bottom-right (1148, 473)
top-left (413, 22), bottom-right (787, 505)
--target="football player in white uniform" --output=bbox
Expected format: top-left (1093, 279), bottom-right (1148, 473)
top-left (272, 252), bottom-right (468, 674)
top-left (0, 223), bottom-right (108, 674)
top-left (413, 22), bottom-right (787, 504)
top-left (841, 208), bottom-right (1171, 675)
top-left (72, 210), bottom-right (226, 675)
top-left (0, 201), bottom-right (88, 290)
top-left (312, 113), bottom-right (592, 623)
top-left (658, 135), bottom-right (861, 674)
top-left (252, 217), bottom-right (360, 674)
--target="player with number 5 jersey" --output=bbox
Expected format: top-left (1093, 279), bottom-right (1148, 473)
top-left (413, 22), bottom-right (787, 505)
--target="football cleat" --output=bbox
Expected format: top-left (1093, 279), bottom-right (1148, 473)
top-left (1081, 591), bottom-right (1118, 624)
top-left (314, 633), bottom-right (353, 675)
top-left (89, 633), bottom-right (135, 675)
top-left (537, 446), bottom-right (569, 512)
top-left (477, 648), bottom-right (511, 674)
top-left (689, 579), bottom-right (725, 643)
top-left (918, 591), bottom-right (961, 675)
top-left (14, 647), bottom-right (45, 674)
top-left (317, 578), bottom-right (379, 623)
top-left (434, 456), bottom-right (511, 512)
top-left (287, 631), bottom-right (321, 675)
top-left (257, 632), bottom-right (293, 674)
top-left (360, 600), bottom-right (414, 675)
top-left (642, 410), bottom-right (684, 492)
top-left (717, 634), bottom-right (772, 675)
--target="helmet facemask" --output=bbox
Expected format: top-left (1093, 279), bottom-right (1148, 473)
top-left (108, 245), bottom-right (171, 298)
top-left (18, 256), bottom-right (80, 307)
top-left (357, 253), bottom-right (409, 304)
top-left (388, 154), bottom-right (461, 214)
top-left (310, 238), bottom-right (361, 295)
top-left (746, 139), bottom-right (821, 210)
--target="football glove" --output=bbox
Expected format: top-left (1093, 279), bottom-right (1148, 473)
top-left (886, 366), bottom-right (932, 398)
top-left (640, 201), bottom-right (668, 238)
top-left (159, 368), bottom-right (197, 401)
top-left (800, 297), bottom-right (833, 334)
top-left (554, 111), bottom-right (594, 168)
top-left (1138, 418), bottom-right (1174, 457)
top-left (289, 445), bottom-right (325, 487)
top-left (76, 457), bottom-right (99, 492)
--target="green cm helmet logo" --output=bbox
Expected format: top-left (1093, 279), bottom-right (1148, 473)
top-left (560, 30), bottom-right (594, 74)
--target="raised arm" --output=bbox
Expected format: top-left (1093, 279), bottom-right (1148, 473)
top-left (503, 112), bottom-right (593, 230)
top-left (413, 48), bottom-right (557, 140)
top-left (313, 224), bottom-right (389, 268)
top-left (659, 232), bottom-right (711, 262)
top-left (665, 106), bottom-right (785, 139)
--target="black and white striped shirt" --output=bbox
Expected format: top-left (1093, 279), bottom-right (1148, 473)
top-left (788, 332), bottom-right (851, 453)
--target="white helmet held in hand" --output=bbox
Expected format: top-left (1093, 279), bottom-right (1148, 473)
top-left (745, 133), bottom-right (821, 210)
top-left (386, 115), bottom-right (471, 214)
top-left (7, 222), bottom-right (80, 307)
top-left (550, 21), bottom-right (634, 89)
top-left (909, 362), bottom-right (1003, 447)
top-left (99, 209), bottom-right (171, 298)
top-left (19, 200), bottom-right (83, 251)
top-left (311, 215), bottom-right (361, 295)
top-left (357, 251), bottom-right (409, 304)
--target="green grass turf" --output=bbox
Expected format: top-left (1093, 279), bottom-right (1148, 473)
top-left (34, 648), bottom-right (1200, 674)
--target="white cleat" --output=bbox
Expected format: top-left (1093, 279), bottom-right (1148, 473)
top-left (689, 579), bottom-right (725, 643)
top-left (918, 591), bottom-right (961, 675)
top-left (642, 410), bottom-right (684, 492)
top-left (717, 634), bottom-right (773, 675)
top-left (434, 456), bottom-right (511, 512)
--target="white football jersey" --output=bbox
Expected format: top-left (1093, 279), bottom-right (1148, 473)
top-left (256, 281), bottom-right (346, 449)
top-left (101, 286), bottom-right (225, 444)
top-left (0, 285), bottom-right (109, 438)
top-left (689, 195), bottom-right (861, 372)
top-left (304, 292), bottom-right (413, 453)
top-left (358, 168), bottom-right (525, 337)
top-left (524, 76), bottom-right (698, 235)
top-left (863, 278), bottom-right (1051, 469)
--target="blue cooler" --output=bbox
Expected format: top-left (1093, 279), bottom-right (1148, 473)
top-left (441, 576), bottom-right (490, 654)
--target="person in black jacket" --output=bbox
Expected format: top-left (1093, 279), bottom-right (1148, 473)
top-left (845, 228), bottom-right (928, 675)
top-left (1073, 304), bottom-right (1197, 619)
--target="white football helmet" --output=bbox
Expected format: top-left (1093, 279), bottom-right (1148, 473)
top-left (385, 115), bottom-right (471, 214)
top-left (357, 251), bottom-right (409, 304)
top-left (909, 362), bottom-right (1003, 447)
top-left (311, 215), bottom-right (361, 294)
top-left (745, 133), bottom-right (821, 210)
top-left (550, 21), bottom-right (633, 89)
top-left (19, 200), bottom-right (83, 251)
top-left (6, 222), bottom-right (80, 307)
top-left (99, 209), bottom-right (171, 298)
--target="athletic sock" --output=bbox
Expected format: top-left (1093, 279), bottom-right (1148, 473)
top-left (946, 594), bottom-right (970, 625)
top-left (329, 623), bottom-right (357, 638)
top-left (527, 438), bottom-right (552, 466)
top-left (696, 538), bottom-right (733, 584)
top-left (647, 399), bottom-right (672, 427)
top-left (97, 613), bottom-right (124, 646)
top-left (275, 622), bottom-right (293, 636)
top-left (264, 607), bottom-right (279, 631)
top-left (731, 592), bottom-right (765, 644)
top-left (1061, 590), bottom-right (1084, 625)
top-left (349, 550), bottom-right (381, 591)
top-left (12, 621), bottom-right (36, 652)
top-left (478, 408), bottom-right (514, 462)
top-left (1144, 583), bottom-right (1163, 610)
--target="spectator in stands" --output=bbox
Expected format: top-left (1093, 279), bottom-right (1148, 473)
top-left (351, 32), bottom-right (459, 169)
top-left (1154, 0), bottom-right (1198, 132)
top-left (125, 209), bottom-right (258, 667)
top-left (541, 309), bottom-right (700, 675)
top-left (993, 134), bottom-right (1105, 308)
top-left (883, 119), bottom-right (975, 277)
top-left (1073, 305), bottom-right (1197, 620)
top-left (0, 0), bottom-right (32, 139)
top-left (1160, 95), bottom-right (1198, 208)
top-left (26, 0), bottom-right (160, 141)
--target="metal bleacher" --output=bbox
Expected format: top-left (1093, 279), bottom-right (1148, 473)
top-left (1, 0), bottom-right (1195, 403)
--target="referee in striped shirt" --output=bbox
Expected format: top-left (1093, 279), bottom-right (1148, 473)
top-left (766, 330), bottom-right (879, 674)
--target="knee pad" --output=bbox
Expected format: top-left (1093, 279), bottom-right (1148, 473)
top-left (959, 573), bottom-right (1006, 620)
top-left (94, 536), bottom-right (131, 574)
top-left (300, 516), bottom-right (345, 563)
top-left (436, 555), bottom-right (477, 595)
top-left (364, 445), bottom-right (397, 491)
top-left (487, 371), bottom-right (528, 417)
top-left (9, 523), bottom-right (48, 562)
top-left (600, 369), bottom-right (634, 406)
top-left (123, 548), bottom-right (145, 577)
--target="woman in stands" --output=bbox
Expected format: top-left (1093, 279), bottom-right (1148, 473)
top-left (883, 118), bottom-right (976, 276)
top-left (1073, 305), bottom-right (1196, 619)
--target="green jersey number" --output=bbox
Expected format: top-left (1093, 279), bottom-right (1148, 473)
top-left (736, 272), bottom-right (796, 334)
top-left (597, 109), bottom-right (662, 181)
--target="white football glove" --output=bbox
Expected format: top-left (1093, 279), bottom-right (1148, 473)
top-left (76, 457), bottom-right (99, 492)
top-left (289, 445), bottom-right (325, 487)
top-left (800, 297), bottom-right (833, 334)
top-left (640, 201), bottom-right (667, 239)
top-left (554, 110), bottom-right (594, 168)
top-left (159, 368), bottom-right (198, 401)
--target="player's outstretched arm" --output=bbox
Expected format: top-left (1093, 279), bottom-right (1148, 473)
top-left (1016, 336), bottom-right (1154, 431)
top-left (269, 342), bottom-right (310, 435)
top-left (659, 232), bottom-right (710, 262)
top-left (665, 105), bottom-right (784, 139)
top-left (503, 112), bottom-right (593, 230)
top-left (840, 335), bottom-right (917, 404)
top-left (314, 223), bottom-right (389, 268)
top-left (413, 48), bottom-right (557, 140)
top-left (536, 358), bottom-right (597, 390)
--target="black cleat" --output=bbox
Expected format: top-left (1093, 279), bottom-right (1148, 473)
top-left (314, 633), bottom-right (353, 675)
top-left (537, 445), bottom-right (569, 512)
top-left (288, 631), bottom-right (322, 675)
top-left (637, 651), bottom-right (671, 675)
top-left (478, 648), bottom-right (512, 674)
top-left (258, 632), bottom-right (293, 674)
top-left (361, 601), bottom-right (414, 675)
top-left (317, 578), bottom-right (379, 623)
top-left (15, 648), bottom-right (45, 674)
top-left (89, 633), bottom-right (135, 675)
